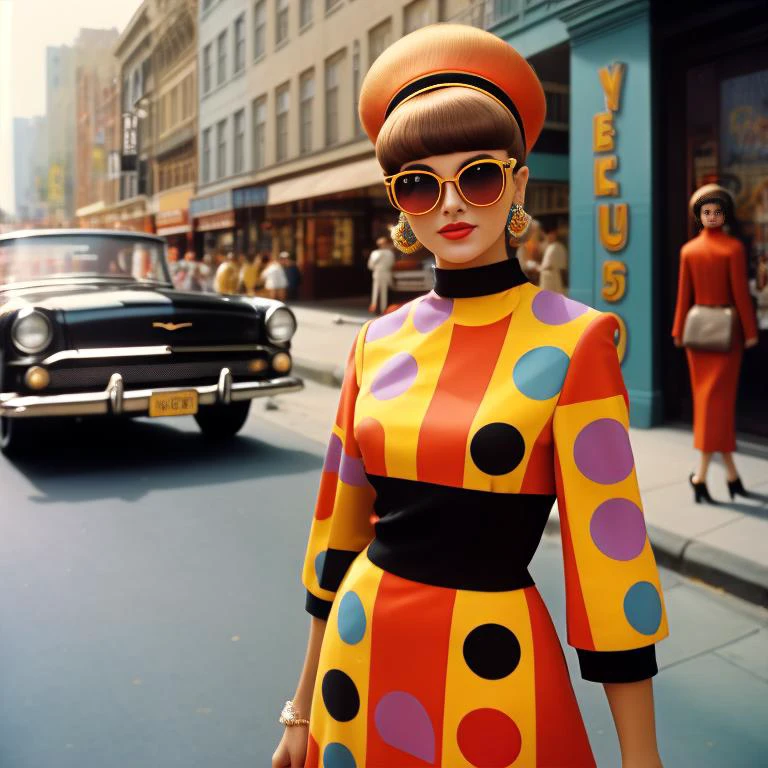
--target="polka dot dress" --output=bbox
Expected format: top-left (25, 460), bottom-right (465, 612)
top-left (301, 259), bottom-right (668, 767)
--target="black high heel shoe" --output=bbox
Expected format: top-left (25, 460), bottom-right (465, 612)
top-left (727, 476), bottom-right (750, 500)
top-left (689, 473), bottom-right (716, 504)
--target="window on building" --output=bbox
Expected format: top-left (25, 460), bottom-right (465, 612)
top-left (254, 0), bottom-right (266, 59)
top-left (203, 0), bottom-right (214, 11)
top-left (202, 127), bottom-right (211, 182)
top-left (299, 69), bottom-right (314, 155)
top-left (275, 83), bottom-right (290, 162)
top-left (234, 14), bottom-right (246, 73)
top-left (170, 86), bottom-right (179, 127)
top-left (325, 0), bottom-right (341, 12)
top-left (217, 118), bottom-right (227, 178)
top-left (182, 77), bottom-right (190, 119)
top-left (276, 0), bottom-right (289, 46)
top-left (252, 95), bottom-right (267, 170)
top-left (300, 0), bottom-right (313, 28)
top-left (234, 109), bottom-right (246, 173)
top-left (203, 44), bottom-right (212, 93)
top-left (368, 19), bottom-right (392, 66)
top-left (403, 0), bottom-right (430, 34)
top-left (217, 30), bottom-right (227, 86)
top-left (325, 51), bottom-right (343, 146)
top-left (352, 40), bottom-right (362, 136)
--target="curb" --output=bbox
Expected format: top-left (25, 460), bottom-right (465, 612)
top-left (295, 357), bottom-right (768, 608)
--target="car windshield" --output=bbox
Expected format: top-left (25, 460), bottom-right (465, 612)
top-left (0, 234), bottom-right (171, 287)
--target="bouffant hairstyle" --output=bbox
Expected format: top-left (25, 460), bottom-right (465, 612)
top-left (692, 192), bottom-right (734, 228)
top-left (375, 86), bottom-right (526, 176)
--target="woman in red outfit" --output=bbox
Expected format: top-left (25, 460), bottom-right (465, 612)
top-left (672, 184), bottom-right (759, 503)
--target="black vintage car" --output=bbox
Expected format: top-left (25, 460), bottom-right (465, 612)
top-left (0, 229), bottom-right (303, 454)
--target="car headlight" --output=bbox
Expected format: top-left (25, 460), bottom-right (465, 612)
top-left (12, 309), bottom-right (53, 354)
top-left (265, 306), bottom-right (297, 343)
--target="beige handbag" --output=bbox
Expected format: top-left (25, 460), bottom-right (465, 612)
top-left (682, 305), bottom-right (735, 352)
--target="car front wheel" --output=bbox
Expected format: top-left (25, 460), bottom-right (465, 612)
top-left (0, 417), bottom-right (33, 457)
top-left (194, 401), bottom-right (251, 439)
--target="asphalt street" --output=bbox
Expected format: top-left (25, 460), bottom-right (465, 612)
top-left (0, 394), bottom-right (766, 767)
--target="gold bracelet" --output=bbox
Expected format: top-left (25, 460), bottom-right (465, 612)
top-left (279, 699), bottom-right (310, 727)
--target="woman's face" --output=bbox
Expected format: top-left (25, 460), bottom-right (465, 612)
top-left (700, 203), bottom-right (725, 229)
top-left (400, 149), bottom-right (529, 268)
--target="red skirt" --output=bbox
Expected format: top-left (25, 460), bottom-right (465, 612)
top-left (305, 553), bottom-right (594, 767)
top-left (686, 342), bottom-right (743, 452)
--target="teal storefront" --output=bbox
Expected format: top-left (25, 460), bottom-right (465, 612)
top-left (492, 0), bottom-right (768, 442)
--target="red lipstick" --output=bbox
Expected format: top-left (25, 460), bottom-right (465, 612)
top-left (438, 222), bottom-right (476, 240)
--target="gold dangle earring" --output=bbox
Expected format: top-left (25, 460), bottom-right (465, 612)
top-left (507, 203), bottom-right (532, 244)
top-left (391, 212), bottom-right (422, 254)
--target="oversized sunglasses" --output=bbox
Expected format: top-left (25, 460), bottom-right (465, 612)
top-left (384, 158), bottom-right (517, 215)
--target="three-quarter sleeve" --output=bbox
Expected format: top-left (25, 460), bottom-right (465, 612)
top-left (302, 325), bottom-right (376, 620)
top-left (728, 241), bottom-right (758, 342)
top-left (553, 313), bottom-right (669, 683)
top-left (671, 248), bottom-right (693, 340)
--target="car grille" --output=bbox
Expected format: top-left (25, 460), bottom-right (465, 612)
top-left (46, 359), bottom-right (266, 392)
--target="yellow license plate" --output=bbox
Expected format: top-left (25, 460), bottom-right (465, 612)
top-left (149, 391), bottom-right (199, 418)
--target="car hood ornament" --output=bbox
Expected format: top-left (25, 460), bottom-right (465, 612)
top-left (153, 321), bottom-right (193, 331)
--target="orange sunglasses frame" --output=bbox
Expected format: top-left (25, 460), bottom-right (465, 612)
top-left (383, 158), bottom-right (517, 215)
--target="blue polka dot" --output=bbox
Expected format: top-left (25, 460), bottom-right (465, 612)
top-left (314, 551), bottom-right (327, 583)
top-left (623, 581), bottom-right (663, 635)
top-left (338, 591), bottom-right (366, 645)
top-left (324, 742), bottom-right (356, 768)
top-left (513, 346), bottom-right (570, 401)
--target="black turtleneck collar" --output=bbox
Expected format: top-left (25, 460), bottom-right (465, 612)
top-left (433, 257), bottom-right (529, 299)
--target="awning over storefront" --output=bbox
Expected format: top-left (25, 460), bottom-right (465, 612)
top-left (267, 156), bottom-right (384, 206)
top-left (155, 209), bottom-right (191, 236)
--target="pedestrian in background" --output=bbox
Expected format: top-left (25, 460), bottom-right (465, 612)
top-left (367, 235), bottom-right (395, 313)
top-left (534, 225), bottom-right (568, 294)
top-left (261, 253), bottom-right (288, 300)
top-left (279, 251), bottom-right (302, 301)
top-left (214, 251), bottom-right (239, 294)
top-left (672, 183), bottom-right (759, 503)
top-left (239, 253), bottom-right (262, 296)
top-left (515, 217), bottom-right (543, 283)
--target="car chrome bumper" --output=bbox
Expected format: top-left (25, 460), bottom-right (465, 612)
top-left (0, 369), bottom-right (304, 419)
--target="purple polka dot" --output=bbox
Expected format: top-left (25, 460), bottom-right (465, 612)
top-left (574, 418), bottom-right (634, 484)
top-left (339, 452), bottom-right (368, 487)
top-left (413, 293), bottom-right (453, 333)
top-left (370, 353), bottom-right (418, 400)
top-left (590, 498), bottom-right (647, 560)
top-left (532, 291), bottom-right (589, 325)
top-left (323, 433), bottom-right (343, 473)
top-left (366, 303), bottom-right (411, 342)
top-left (375, 691), bottom-right (435, 763)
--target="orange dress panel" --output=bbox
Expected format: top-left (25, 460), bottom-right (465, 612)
top-left (671, 228), bottom-right (758, 452)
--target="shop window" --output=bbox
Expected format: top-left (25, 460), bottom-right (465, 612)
top-left (217, 30), bottom-right (227, 86)
top-left (325, 50), bottom-right (344, 146)
top-left (203, 44), bottom-right (212, 93)
top-left (403, 0), bottom-right (430, 34)
top-left (252, 95), bottom-right (267, 169)
top-left (254, 0), bottom-right (266, 60)
top-left (234, 14), bottom-right (246, 73)
top-left (315, 217), bottom-right (354, 266)
top-left (300, 0), bottom-right (313, 29)
top-left (276, 0), bottom-right (289, 47)
top-left (276, 83), bottom-right (290, 161)
top-left (202, 127), bottom-right (211, 183)
top-left (368, 19), bottom-right (392, 67)
top-left (234, 108), bottom-right (246, 173)
top-left (299, 69), bottom-right (314, 155)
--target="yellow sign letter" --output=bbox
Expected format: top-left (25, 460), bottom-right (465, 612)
top-left (598, 62), bottom-right (626, 112)
top-left (599, 203), bottom-right (629, 251)
top-left (594, 156), bottom-right (620, 197)
top-left (593, 112), bottom-right (615, 152)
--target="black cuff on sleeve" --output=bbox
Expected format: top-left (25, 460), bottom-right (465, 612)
top-left (577, 645), bottom-right (658, 683)
top-left (305, 591), bottom-right (333, 620)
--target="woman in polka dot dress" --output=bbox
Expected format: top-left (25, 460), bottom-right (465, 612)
top-left (273, 24), bottom-right (668, 768)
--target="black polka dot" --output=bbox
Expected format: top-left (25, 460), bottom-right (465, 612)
top-left (321, 669), bottom-right (360, 722)
top-left (470, 423), bottom-right (526, 476)
top-left (463, 624), bottom-right (522, 680)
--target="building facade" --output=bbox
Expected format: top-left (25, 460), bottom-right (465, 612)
top-left (473, 0), bottom-right (767, 442)
top-left (46, 45), bottom-right (76, 224)
top-left (193, 0), bottom-right (475, 299)
top-left (13, 116), bottom-right (49, 225)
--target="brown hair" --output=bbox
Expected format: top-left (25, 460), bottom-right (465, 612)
top-left (375, 87), bottom-right (525, 176)
top-left (692, 193), bottom-right (733, 227)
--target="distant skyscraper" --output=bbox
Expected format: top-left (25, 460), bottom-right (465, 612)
top-left (13, 117), bottom-right (48, 224)
top-left (46, 44), bottom-right (76, 224)
top-left (0, 0), bottom-right (14, 221)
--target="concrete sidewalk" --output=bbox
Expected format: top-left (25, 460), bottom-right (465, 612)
top-left (287, 298), bottom-right (768, 606)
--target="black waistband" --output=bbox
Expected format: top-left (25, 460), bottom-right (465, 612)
top-left (366, 475), bottom-right (555, 591)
